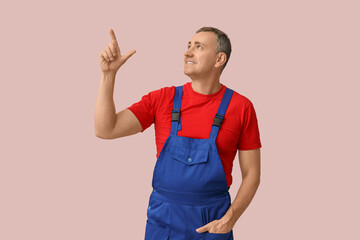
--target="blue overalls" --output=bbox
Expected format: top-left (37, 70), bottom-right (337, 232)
top-left (145, 85), bottom-right (235, 240)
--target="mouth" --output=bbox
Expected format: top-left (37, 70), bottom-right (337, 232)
top-left (185, 61), bottom-right (196, 64)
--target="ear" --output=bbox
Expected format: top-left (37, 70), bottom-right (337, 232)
top-left (215, 52), bottom-right (227, 69)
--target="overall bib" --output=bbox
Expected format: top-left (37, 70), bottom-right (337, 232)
top-left (145, 85), bottom-right (234, 240)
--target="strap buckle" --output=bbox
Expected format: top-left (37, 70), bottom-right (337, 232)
top-left (212, 114), bottom-right (224, 127)
top-left (171, 109), bottom-right (180, 122)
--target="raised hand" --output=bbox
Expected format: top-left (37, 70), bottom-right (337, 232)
top-left (99, 29), bottom-right (136, 74)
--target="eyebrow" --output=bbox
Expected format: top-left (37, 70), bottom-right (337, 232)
top-left (188, 41), bottom-right (205, 46)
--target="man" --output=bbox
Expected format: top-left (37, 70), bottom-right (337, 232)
top-left (95, 27), bottom-right (261, 240)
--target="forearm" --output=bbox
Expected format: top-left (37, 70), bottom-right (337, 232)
top-left (95, 72), bottom-right (117, 137)
top-left (222, 174), bottom-right (260, 228)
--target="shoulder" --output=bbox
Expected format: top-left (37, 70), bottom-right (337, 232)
top-left (145, 85), bottom-right (176, 111)
top-left (143, 85), bottom-right (175, 100)
top-left (225, 87), bottom-right (260, 124)
top-left (228, 88), bottom-right (253, 109)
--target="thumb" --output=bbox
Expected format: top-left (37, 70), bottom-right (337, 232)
top-left (123, 49), bottom-right (136, 62)
top-left (196, 223), bottom-right (210, 233)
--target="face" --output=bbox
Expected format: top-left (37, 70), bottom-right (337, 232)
top-left (184, 32), bottom-right (219, 78)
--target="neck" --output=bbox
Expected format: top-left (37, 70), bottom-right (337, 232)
top-left (186, 69), bottom-right (222, 95)
top-left (190, 79), bottom-right (222, 95)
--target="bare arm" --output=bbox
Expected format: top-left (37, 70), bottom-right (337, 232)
top-left (222, 148), bottom-right (261, 228)
top-left (94, 29), bottom-right (139, 139)
top-left (94, 72), bottom-right (143, 139)
top-left (195, 148), bottom-right (261, 234)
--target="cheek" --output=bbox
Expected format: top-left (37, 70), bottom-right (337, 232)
top-left (202, 55), bottom-right (215, 65)
top-left (200, 58), bottom-right (215, 69)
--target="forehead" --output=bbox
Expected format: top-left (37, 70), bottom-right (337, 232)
top-left (188, 32), bottom-right (217, 48)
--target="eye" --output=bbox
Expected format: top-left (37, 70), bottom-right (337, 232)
top-left (187, 45), bottom-right (202, 49)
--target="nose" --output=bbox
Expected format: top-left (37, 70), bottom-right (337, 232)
top-left (184, 47), bottom-right (194, 58)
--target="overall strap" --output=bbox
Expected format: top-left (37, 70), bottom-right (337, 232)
top-left (208, 87), bottom-right (234, 140)
top-left (170, 86), bottom-right (183, 135)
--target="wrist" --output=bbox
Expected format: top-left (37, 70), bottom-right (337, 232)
top-left (102, 71), bottom-right (117, 78)
top-left (221, 208), bottom-right (237, 228)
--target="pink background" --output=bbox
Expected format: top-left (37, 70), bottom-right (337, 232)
top-left (1, 0), bottom-right (359, 239)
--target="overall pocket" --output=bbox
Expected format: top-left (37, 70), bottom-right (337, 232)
top-left (172, 146), bottom-right (209, 166)
top-left (145, 220), bottom-right (170, 240)
top-left (167, 146), bottom-right (210, 191)
top-left (205, 230), bottom-right (233, 240)
top-left (201, 206), bottom-right (233, 240)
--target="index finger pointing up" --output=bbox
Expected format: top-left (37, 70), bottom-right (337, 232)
top-left (109, 29), bottom-right (118, 43)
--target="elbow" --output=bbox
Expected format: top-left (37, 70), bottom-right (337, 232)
top-left (95, 132), bottom-right (106, 139)
top-left (95, 130), bottom-right (110, 139)
top-left (94, 123), bottom-right (114, 139)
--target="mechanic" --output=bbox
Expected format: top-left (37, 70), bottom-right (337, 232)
top-left (95, 26), bottom-right (262, 240)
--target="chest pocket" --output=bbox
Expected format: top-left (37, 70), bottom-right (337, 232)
top-left (172, 146), bottom-right (209, 166)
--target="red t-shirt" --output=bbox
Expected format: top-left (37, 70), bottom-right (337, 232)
top-left (127, 82), bottom-right (262, 187)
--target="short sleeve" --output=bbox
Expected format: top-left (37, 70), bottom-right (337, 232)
top-left (127, 89), bottom-right (159, 133)
top-left (237, 102), bottom-right (262, 150)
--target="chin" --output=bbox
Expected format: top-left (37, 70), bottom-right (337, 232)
top-left (184, 72), bottom-right (192, 78)
top-left (184, 69), bottom-right (193, 75)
